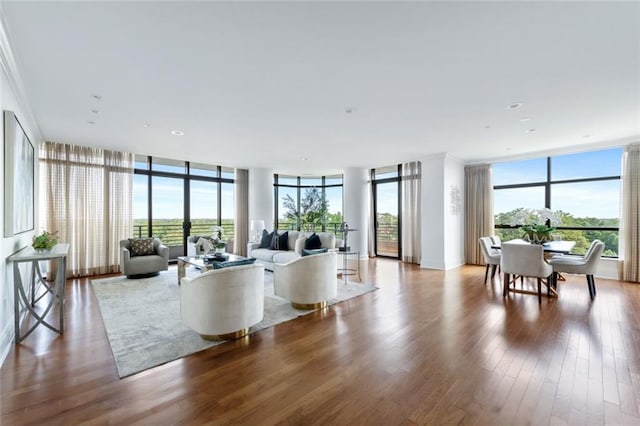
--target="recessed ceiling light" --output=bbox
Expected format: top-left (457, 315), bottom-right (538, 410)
top-left (519, 117), bottom-right (531, 122)
top-left (171, 130), bottom-right (184, 136)
top-left (526, 128), bottom-right (537, 133)
top-left (506, 102), bottom-right (523, 110)
top-left (583, 134), bottom-right (591, 138)
top-left (143, 122), bottom-right (150, 128)
top-left (302, 157), bottom-right (309, 161)
top-left (92, 94), bottom-right (102, 100)
top-left (484, 125), bottom-right (491, 129)
top-left (87, 121), bottom-right (96, 125)
top-left (345, 107), bottom-right (354, 114)
top-left (90, 109), bottom-right (100, 114)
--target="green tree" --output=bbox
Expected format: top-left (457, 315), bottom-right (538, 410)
top-left (282, 187), bottom-right (329, 230)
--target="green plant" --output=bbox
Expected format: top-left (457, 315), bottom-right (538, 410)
top-left (521, 224), bottom-right (555, 243)
top-left (32, 230), bottom-right (58, 250)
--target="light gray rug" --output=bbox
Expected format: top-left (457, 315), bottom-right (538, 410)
top-left (91, 270), bottom-right (377, 378)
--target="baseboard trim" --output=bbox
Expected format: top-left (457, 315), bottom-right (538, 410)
top-left (0, 320), bottom-right (13, 368)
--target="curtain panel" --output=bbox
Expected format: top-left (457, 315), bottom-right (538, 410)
top-left (464, 164), bottom-right (494, 265)
top-left (40, 141), bottom-right (134, 277)
top-left (621, 144), bottom-right (640, 282)
top-left (234, 168), bottom-right (249, 256)
top-left (401, 161), bottom-right (421, 264)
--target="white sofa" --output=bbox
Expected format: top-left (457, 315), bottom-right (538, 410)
top-left (180, 263), bottom-right (265, 340)
top-left (247, 231), bottom-right (340, 271)
top-left (274, 251), bottom-right (338, 309)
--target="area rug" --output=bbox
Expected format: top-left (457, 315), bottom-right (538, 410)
top-left (91, 270), bottom-right (377, 378)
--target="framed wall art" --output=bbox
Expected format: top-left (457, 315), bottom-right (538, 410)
top-left (4, 110), bottom-right (34, 237)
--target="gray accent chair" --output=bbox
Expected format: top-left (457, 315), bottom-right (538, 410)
top-left (120, 238), bottom-right (169, 278)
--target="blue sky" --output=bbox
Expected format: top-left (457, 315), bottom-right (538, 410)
top-left (493, 147), bottom-right (622, 218)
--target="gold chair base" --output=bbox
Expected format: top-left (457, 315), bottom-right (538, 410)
top-left (200, 328), bottom-right (250, 341)
top-left (292, 301), bottom-right (327, 310)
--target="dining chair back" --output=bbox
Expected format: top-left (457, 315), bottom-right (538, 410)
top-left (479, 237), bottom-right (501, 284)
top-left (549, 239), bottom-right (605, 300)
top-left (501, 241), bottom-right (553, 303)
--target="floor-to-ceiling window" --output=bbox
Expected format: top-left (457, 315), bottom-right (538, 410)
top-left (372, 165), bottom-right (401, 258)
top-left (274, 174), bottom-right (343, 234)
top-left (493, 147), bottom-right (622, 256)
top-left (133, 156), bottom-right (235, 259)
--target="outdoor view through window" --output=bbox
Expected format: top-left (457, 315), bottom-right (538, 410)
top-left (493, 148), bottom-right (622, 256)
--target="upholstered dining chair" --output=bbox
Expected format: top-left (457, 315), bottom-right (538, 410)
top-left (479, 237), bottom-right (501, 284)
top-left (501, 241), bottom-right (553, 303)
top-left (549, 239), bottom-right (605, 300)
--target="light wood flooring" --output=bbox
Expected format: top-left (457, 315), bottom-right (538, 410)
top-left (2, 258), bottom-right (640, 425)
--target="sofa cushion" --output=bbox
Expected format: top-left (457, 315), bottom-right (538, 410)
top-left (305, 233), bottom-right (322, 250)
top-left (272, 251), bottom-right (300, 265)
top-left (128, 238), bottom-right (155, 256)
top-left (259, 230), bottom-right (273, 248)
top-left (251, 248), bottom-right (279, 262)
top-left (317, 233), bottom-right (336, 250)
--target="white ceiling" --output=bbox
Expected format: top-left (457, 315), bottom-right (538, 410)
top-left (1, 1), bottom-right (639, 175)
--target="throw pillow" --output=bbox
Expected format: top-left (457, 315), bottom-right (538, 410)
top-left (259, 229), bottom-right (273, 248)
top-left (128, 238), bottom-right (155, 257)
top-left (294, 237), bottom-right (307, 255)
top-left (304, 233), bottom-right (322, 250)
top-left (270, 231), bottom-right (289, 250)
top-left (302, 248), bottom-right (328, 257)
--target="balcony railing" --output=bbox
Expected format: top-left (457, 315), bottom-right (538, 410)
top-left (133, 222), bottom-right (235, 247)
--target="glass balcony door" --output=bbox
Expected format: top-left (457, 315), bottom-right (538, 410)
top-left (152, 176), bottom-right (185, 259)
top-left (374, 181), bottom-right (400, 258)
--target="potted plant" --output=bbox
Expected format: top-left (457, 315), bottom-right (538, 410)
top-left (32, 230), bottom-right (58, 252)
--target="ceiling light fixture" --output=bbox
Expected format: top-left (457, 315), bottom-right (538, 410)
top-left (143, 123), bottom-right (151, 128)
top-left (91, 109), bottom-right (100, 114)
top-left (92, 94), bottom-right (102, 100)
top-left (345, 107), bottom-right (354, 114)
top-left (526, 128), bottom-right (537, 133)
top-left (506, 102), bottom-right (523, 110)
top-left (519, 117), bottom-right (531, 122)
top-left (583, 134), bottom-right (591, 138)
top-left (484, 125), bottom-right (491, 129)
top-left (87, 121), bottom-right (95, 125)
top-left (171, 130), bottom-right (184, 136)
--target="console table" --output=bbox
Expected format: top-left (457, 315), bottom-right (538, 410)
top-left (7, 244), bottom-right (69, 343)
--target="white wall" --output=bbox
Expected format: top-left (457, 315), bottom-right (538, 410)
top-left (343, 167), bottom-right (368, 258)
top-left (0, 13), bottom-right (42, 366)
top-left (0, 68), bottom-right (39, 366)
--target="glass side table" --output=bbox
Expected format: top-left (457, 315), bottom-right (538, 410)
top-left (336, 250), bottom-right (360, 284)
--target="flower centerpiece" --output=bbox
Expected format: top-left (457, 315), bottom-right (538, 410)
top-left (509, 208), bottom-right (559, 244)
top-left (32, 230), bottom-right (58, 252)
top-left (211, 225), bottom-right (226, 254)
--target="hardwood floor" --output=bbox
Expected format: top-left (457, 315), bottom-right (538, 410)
top-left (2, 258), bottom-right (640, 425)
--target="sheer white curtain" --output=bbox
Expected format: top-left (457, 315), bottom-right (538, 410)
top-left (234, 168), bottom-right (249, 256)
top-left (621, 144), bottom-right (640, 282)
top-left (464, 164), bottom-right (494, 265)
top-left (401, 161), bottom-right (421, 264)
top-left (40, 142), bottom-right (134, 277)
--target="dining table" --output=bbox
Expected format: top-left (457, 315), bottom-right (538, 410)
top-left (492, 239), bottom-right (576, 298)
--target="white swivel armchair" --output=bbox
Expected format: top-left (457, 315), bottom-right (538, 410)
top-left (274, 252), bottom-right (338, 309)
top-left (180, 263), bottom-right (265, 340)
top-left (479, 237), bottom-right (501, 284)
top-left (549, 240), bottom-right (604, 300)
top-left (501, 241), bottom-right (553, 303)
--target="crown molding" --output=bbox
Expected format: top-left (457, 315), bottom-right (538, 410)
top-left (0, 8), bottom-right (43, 143)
